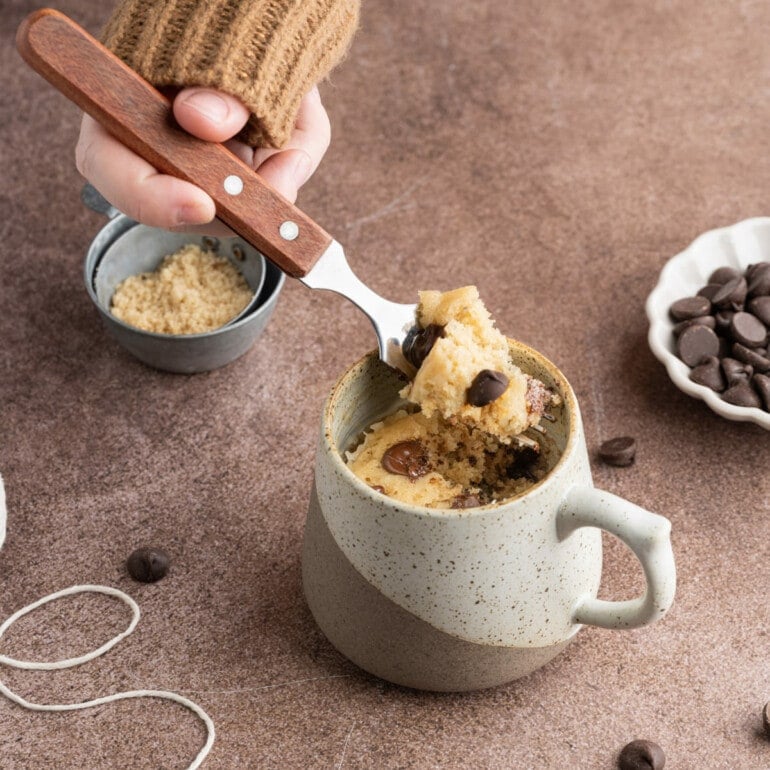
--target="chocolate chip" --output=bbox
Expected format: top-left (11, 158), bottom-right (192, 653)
top-left (730, 311), bottom-right (767, 347)
top-left (381, 440), bottom-right (431, 478)
top-left (696, 283), bottom-right (722, 301)
top-left (127, 547), bottom-right (169, 583)
top-left (722, 357), bottom-right (753, 386)
top-left (451, 493), bottom-right (482, 509)
top-left (748, 296), bottom-right (770, 325)
top-left (669, 295), bottom-right (711, 321)
top-left (370, 485), bottom-right (386, 494)
top-left (762, 702), bottom-right (770, 737)
top-left (598, 436), bottom-right (636, 467)
top-left (709, 266), bottom-right (742, 284)
top-left (723, 382), bottom-right (762, 408)
top-left (732, 343), bottom-right (770, 372)
top-left (712, 276), bottom-right (747, 308)
top-left (690, 355), bottom-right (725, 392)
top-left (676, 324), bottom-right (720, 367)
top-left (618, 739), bottom-right (665, 770)
top-left (746, 261), bottom-right (770, 280)
top-left (672, 315), bottom-right (716, 337)
top-left (747, 263), bottom-right (770, 297)
top-left (466, 370), bottom-right (509, 407)
top-left (753, 374), bottom-right (770, 411)
top-left (402, 324), bottom-right (445, 369)
top-left (713, 309), bottom-right (734, 334)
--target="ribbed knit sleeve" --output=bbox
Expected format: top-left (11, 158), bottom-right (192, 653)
top-left (102, 0), bottom-right (359, 148)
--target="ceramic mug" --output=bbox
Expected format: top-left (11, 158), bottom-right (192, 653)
top-left (302, 342), bottom-right (676, 692)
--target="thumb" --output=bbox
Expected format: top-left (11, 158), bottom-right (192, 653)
top-left (173, 88), bottom-right (250, 142)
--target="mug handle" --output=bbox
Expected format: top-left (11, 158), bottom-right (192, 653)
top-left (556, 485), bottom-right (676, 630)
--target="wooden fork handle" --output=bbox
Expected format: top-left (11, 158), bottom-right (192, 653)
top-left (16, 8), bottom-right (332, 278)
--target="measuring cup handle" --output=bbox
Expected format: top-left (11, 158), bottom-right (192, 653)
top-left (556, 485), bottom-right (676, 630)
top-left (81, 183), bottom-right (120, 220)
top-left (17, 8), bottom-right (332, 278)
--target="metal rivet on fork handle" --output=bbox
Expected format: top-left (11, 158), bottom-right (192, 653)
top-left (280, 221), bottom-right (299, 241)
top-left (223, 175), bottom-right (243, 195)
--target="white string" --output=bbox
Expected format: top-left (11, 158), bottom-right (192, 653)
top-left (0, 585), bottom-right (139, 670)
top-left (0, 584), bottom-right (215, 769)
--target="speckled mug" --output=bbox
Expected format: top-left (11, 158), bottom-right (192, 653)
top-left (302, 342), bottom-right (676, 692)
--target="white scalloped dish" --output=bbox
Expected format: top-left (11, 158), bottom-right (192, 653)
top-left (646, 218), bottom-right (770, 429)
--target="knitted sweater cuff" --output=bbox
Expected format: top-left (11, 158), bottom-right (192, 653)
top-left (102, 0), bottom-right (359, 148)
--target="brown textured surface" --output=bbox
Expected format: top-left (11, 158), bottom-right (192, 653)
top-left (1, 1), bottom-right (769, 768)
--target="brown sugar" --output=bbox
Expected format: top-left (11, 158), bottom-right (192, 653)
top-left (110, 244), bottom-right (253, 335)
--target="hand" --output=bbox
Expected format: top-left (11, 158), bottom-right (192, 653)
top-left (75, 86), bottom-right (330, 232)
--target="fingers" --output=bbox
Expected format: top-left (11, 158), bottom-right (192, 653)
top-left (252, 86), bottom-right (331, 203)
top-left (173, 88), bottom-right (251, 143)
top-left (255, 149), bottom-right (314, 204)
top-left (75, 86), bottom-right (329, 227)
top-left (75, 89), bottom-right (248, 229)
top-left (76, 115), bottom-right (215, 228)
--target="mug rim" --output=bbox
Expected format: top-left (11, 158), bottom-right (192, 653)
top-left (321, 339), bottom-right (581, 519)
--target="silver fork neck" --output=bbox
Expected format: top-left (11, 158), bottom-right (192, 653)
top-left (300, 241), bottom-right (416, 375)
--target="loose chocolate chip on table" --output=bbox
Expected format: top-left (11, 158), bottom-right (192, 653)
top-left (676, 324), bottom-right (720, 367)
top-left (763, 701), bottom-right (770, 737)
top-left (730, 311), bottom-right (767, 347)
top-left (709, 265), bottom-right (742, 284)
top-left (618, 739), bottom-right (666, 770)
top-left (722, 382), bottom-right (762, 409)
top-left (754, 374), bottom-right (770, 411)
top-left (466, 369), bottom-right (510, 407)
top-left (689, 355), bottom-right (725, 392)
top-left (126, 547), bottom-right (170, 583)
top-left (598, 436), bottom-right (636, 467)
top-left (402, 324), bottom-right (445, 369)
top-left (381, 440), bottom-right (431, 478)
top-left (669, 295), bottom-right (711, 321)
top-left (748, 296), bottom-right (770, 325)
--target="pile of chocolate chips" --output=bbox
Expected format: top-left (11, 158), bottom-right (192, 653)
top-left (670, 262), bottom-right (770, 411)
